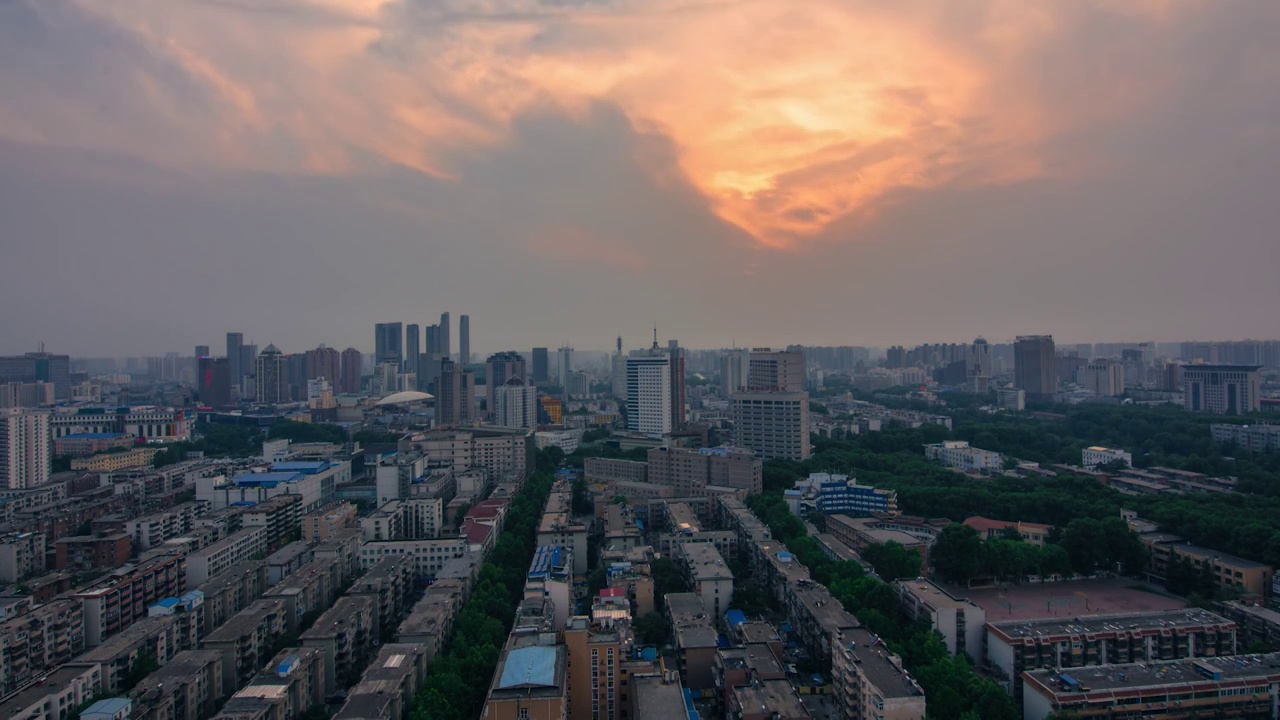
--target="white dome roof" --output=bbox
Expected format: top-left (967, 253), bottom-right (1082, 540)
top-left (375, 390), bottom-right (434, 406)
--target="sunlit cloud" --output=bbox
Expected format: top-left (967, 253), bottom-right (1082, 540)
top-left (0, 0), bottom-right (1234, 247)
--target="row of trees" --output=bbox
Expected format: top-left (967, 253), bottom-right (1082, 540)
top-left (929, 519), bottom-right (1147, 587)
top-left (744, 492), bottom-right (1016, 720)
top-left (406, 457), bottom-right (557, 720)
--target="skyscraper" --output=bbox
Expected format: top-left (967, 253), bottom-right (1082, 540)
top-left (486, 352), bottom-right (526, 419)
top-left (340, 348), bottom-right (363, 395)
top-left (626, 353), bottom-right (672, 436)
top-left (255, 345), bottom-right (287, 404)
top-left (1014, 335), bottom-right (1057, 401)
top-left (0, 351), bottom-right (71, 400)
top-left (198, 356), bottom-right (232, 408)
top-left (493, 377), bottom-right (538, 430)
top-left (226, 332), bottom-right (243, 396)
top-left (405, 323), bottom-right (420, 376)
top-left (439, 313), bottom-right (451, 360)
top-left (435, 359), bottom-right (475, 426)
top-left (0, 409), bottom-right (51, 489)
top-left (531, 348), bottom-right (549, 384)
top-left (375, 323), bottom-right (403, 368)
top-left (731, 348), bottom-right (810, 461)
top-left (719, 349), bottom-right (749, 397)
top-left (667, 338), bottom-right (686, 428)
top-left (557, 347), bottom-right (573, 389)
top-left (239, 344), bottom-right (258, 397)
top-left (307, 346), bottom-right (341, 383)
top-left (611, 337), bottom-right (627, 398)
top-left (747, 349), bottom-right (805, 391)
top-left (194, 345), bottom-right (210, 359)
top-left (425, 325), bottom-right (441, 359)
top-left (459, 315), bottom-right (471, 365)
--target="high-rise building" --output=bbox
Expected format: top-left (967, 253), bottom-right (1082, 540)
top-left (435, 360), bottom-right (475, 426)
top-left (198, 357), bottom-right (233, 408)
top-left (0, 409), bottom-right (51, 490)
top-left (610, 337), bottom-right (627, 398)
top-left (719, 349), bottom-right (749, 398)
top-left (747, 349), bottom-right (805, 391)
top-left (226, 333), bottom-right (244, 396)
top-left (285, 353), bottom-right (308, 401)
top-left (459, 315), bottom-right (471, 365)
top-left (375, 323), bottom-right (403, 369)
top-left (255, 345), bottom-right (287, 404)
top-left (1014, 335), bottom-right (1056, 401)
top-left (667, 338), bottom-right (686, 428)
top-left (486, 352), bottom-right (526, 418)
top-left (492, 378), bottom-right (538, 430)
top-left (1183, 365), bottom-right (1262, 415)
top-left (0, 352), bottom-right (71, 400)
top-left (439, 313), bottom-right (451, 360)
top-left (424, 325), bottom-right (441, 359)
top-left (404, 324), bottom-right (420, 376)
top-left (306, 346), bottom-right (341, 384)
top-left (626, 354), bottom-right (672, 436)
top-left (1080, 358), bottom-right (1125, 397)
top-left (966, 338), bottom-right (991, 392)
top-left (340, 348), bottom-right (362, 394)
top-left (531, 348), bottom-right (549, 384)
top-left (557, 347), bottom-right (574, 390)
top-left (194, 345), bottom-right (210, 359)
top-left (730, 390), bottom-right (811, 461)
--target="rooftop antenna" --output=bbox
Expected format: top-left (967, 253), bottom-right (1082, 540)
top-left (652, 324), bottom-right (659, 351)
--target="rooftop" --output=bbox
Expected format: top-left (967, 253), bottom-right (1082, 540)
top-left (839, 626), bottom-right (924, 699)
top-left (204, 600), bottom-right (286, 642)
top-left (632, 675), bottom-right (690, 720)
top-left (896, 579), bottom-right (982, 612)
top-left (730, 678), bottom-right (808, 717)
top-left (0, 666), bottom-right (97, 716)
top-left (679, 543), bottom-right (732, 581)
top-left (230, 471), bottom-right (304, 487)
top-left (301, 596), bottom-right (374, 639)
top-left (1023, 652), bottom-right (1280, 696)
top-left (988, 609), bottom-right (1235, 642)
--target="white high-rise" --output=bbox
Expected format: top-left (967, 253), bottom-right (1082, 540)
top-left (557, 346), bottom-right (574, 390)
top-left (0, 409), bottom-right (51, 489)
top-left (493, 378), bottom-right (539, 430)
top-left (626, 355), bottom-right (672, 436)
top-left (720, 349), bottom-right (749, 397)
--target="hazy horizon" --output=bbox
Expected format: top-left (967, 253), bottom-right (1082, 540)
top-left (3, 1), bottom-right (1278, 357)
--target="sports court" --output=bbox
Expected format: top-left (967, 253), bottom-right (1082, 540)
top-left (956, 578), bottom-right (1185, 621)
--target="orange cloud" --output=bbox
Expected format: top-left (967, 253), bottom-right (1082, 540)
top-left (9, 0), bottom-right (1187, 247)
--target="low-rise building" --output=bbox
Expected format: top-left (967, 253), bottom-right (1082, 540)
top-left (397, 579), bottom-right (466, 659)
top-left (788, 473), bottom-right (897, 516)
top-left (349, 555), bottom-right (415, 639)
top-left (129, 649), bottom-right (225, 720)
top-left (895, 579), bottom-right (986, 663)
top-left (923, 440), bottom-right (1003, 472)
top-left (825, 513), bottom-right (942, 573)
top-left (263, 557), bottom-right (341, 630)
top-left (265, 541), bottom-right (314, 585)
top-left (1081, 445), bottom-right (1133, 469)
top-left (1139, 532), bottom-right (1275, 596)
top-left (728, 678), bottom-right (811, 720)
top-left (313, 528), bottom-right (363, 584)
top-left (186, 527), bottom-right (269, 586)
top-left (584, 457), bottom-right (648, 485)
top-left (300, 595), bottom-right (377, 695)
top-left (54, 432), bottom-right (135, 457)
top-left (1210, 422), bottom-right (1280, 453)
top-left (481, 637), bottom-right (568, 720)
top-left (360, 538), bottom-right (471, 580)
top-left (1021, 653), bottom-right (1280, 720)
top-left (124, 502), bottom-right (207, 552)
top-left (71, 447), bottom-right (159, 472)
top-left (1217, 600), bottom-right (1280, 650)
top-left (960, 516), bottom-right (1053, 546)
top-left (70, 615), bottom-right (185, 694)
top-left (536, 483), bottom-right (588, 575)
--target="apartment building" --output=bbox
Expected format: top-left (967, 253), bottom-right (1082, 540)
top-left (730, 390), bottom-right (811, 461)
top-left (676, 543), bottom-right (733, 623)
top-left (301, 595), bottom-right (377, 695)
top-left (360, 501), bottom-right (405, 542)
top-left (237, 495), bottom-right (302, 546)
top-left (313, 528), bottom-right (363, 584)
top-left (648, 446), bottom-right (763, 496)
top-left (195, 561), bottom-right (270, 635)
top-left (895, 579), bottom-right (985, 662)
top-left (263, 557), bottom-right (341, 629)
top-left (55, 533), bottom-right (132, 571)
top-left (1211, 422), bottom-right (1280, 453)
top-left (359, 537), bottom-right (470, 580)
top-left (986, 609), bottom-right (1238, 686)
top-left (348, 555), bottom-right (415, 638)
top-left (77, 553), bottom-right (187, 646)
top-left (397, 579), bottom-right (466, 659)
top-left (129, 649), bottom-right (225, 720)
top-left (70, 615), bottom-right (184, 694)
top-left (70, 448), bottom-right (159, 472)
top-left (666, 592), bottom-right (718, 691)
top-left (1139, 532), bottom-right (1275, 596)
top-left (214, 646), bottom-right (326, 720)
top-left (201, 599), bottom-right (291, 696)
top-left (186, 527), bottom-right (269, 586)
top-left (584, 457), bottom-right (648, 485)
top-left (0, 664), bottom-right (104, 720)
top-left (0, 598), bottom-right (85, 694)
top-left (265, 541), bottom-right (314, 585)
top-left (124, 502), bottom-right (207, 552)
top-left (334, 643), bottom-right (430, 720)
top-left (0, 530), bottom-right (47, 582)
top-left (536, 482), bottom-right (588, 574)
top-left (300, 501), bottom-right (357, 541)
top-left (832, 626), bottom-right (926, 720)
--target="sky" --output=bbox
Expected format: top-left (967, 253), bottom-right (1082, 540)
top-left (2, 0), bottom-right (1278, 357)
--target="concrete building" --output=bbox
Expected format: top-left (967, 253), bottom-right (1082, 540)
top-left (746, 349), bottom-right (805, 392)
top-left (676, 543), bottom-right (733, 622)
top-left (585, 457), bottom-right (648, 485)
top-left (48, 405), bottom-right (190, 443)
top-left (435, 360), bottom-right (476, 426)
top-left (129, 649), bottom-right (225, 720)
top-left (55, 533), bottom-right (132, 571)
top-left (998, 387), bottom-right (1025, 411)
top-left (199, 460), bottom-right (348, 513)
top-left (334, 643), bottom-right (430, 720)
top-left (301, 595), bottom-right (377, 695)
top-left (349, 555), bottom-right (415, 637)
top-left (77, 553), bottom-right (187, 646)
top-left (1014, 335), bottom-right (1056, 401)
top-left (397, 578), bottom-right (467, 659)
top-left (924, 440), bottom-right (1004, 472)
top-left (832, 626), bottom-right (926, 720)
top-left (790, 473), bottom-right (896, 516)
top-left (986, 609), bottom-right (1238, 688)
top-left (301, 502), bottom-right (357, 541)
top-left (536, 483), bottom-right (588, 575)
top-left (648, 446), bottom-right (763, 496)
top-left (0, 664), bottom-right (104, 720)
top-left (54, 432), bottom-right (135, 457)
top-left (666, 592), bottom-right (718, 691)
top-left (124, 502), bottom-right (206, 552)
top-left (0, 530), bottom-right (47, 582)
top-left (895, 579), bottom-right (985, 662)
top-left (1182, 364), bottom-right (1262, 415)
top-left (825, 514), bottom-right (940, 574)
top-left (214, 646), bottom-right (325, 720)
top-left (0, 409), bottom-right (51, 490)
top-left (486, 352), bottom-right (526, 416)
top-left (201, 599), bottom-right (290, 696)
top-left (0, 598), bottom-right (84, 694)
top-left (254, 345), bottom-right (287, 404)
top-left (1210, 422), bottom-right (1280, 452)
top-left (1021, 653), bottom-right (1280, 720)
top-left (730, 391), bottom-right (811, 461)
top-left (186, 527), bottom-right (269, 586)
top-left (71, 615), bottom-right (186, 694)
top-left (1139, 532), bottom-right (1275, 596)
top-left (727, 678), bottom-right (810, 720)
top-left (1081, 445), bottom-right (1133, 469)
top-left (493, 377), bottom-right (538, 430)
top-left (961, 517), bottom-right (1053, 546)
top-left (359, 537), bottom-right (470, 579)
top-left (239, 495), bottom-right (302, 547)
top-left (481, 639), bottom-right (568, 720)
top-left (626, 354), bottom-right (673, 436)
top-left (1079, 358), bottom-right (1125, 397)
top-left (195, 561), bottom-right (270, 635)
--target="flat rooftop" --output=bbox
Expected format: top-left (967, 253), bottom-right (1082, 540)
top-left (679, 543), bottom-right (732, 581)
top-left (1023, 652), bottom-right (1280, 696)
top-left (839, 627), bottom-right (925, 700)
top-left (204, 600), bottom-right (286, 641)
top-left (958, 578), bottom-right (1186, 622)
top-left (301, 595), bottom-right (374, 639)
top-left (632, 676), bottom-right (689, 720)
top-left (896, 579), bottom-right (981, 612)
top-left (989, 608), bottom-right (1235, 642)
top-left (731, 678), bottom-right (807, 717)
top-left (133, 649), bottom-right (224, 685)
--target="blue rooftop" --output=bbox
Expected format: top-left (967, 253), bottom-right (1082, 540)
top-left (725, 609), bottom-right (747, 627)
top-left (269, 461), bottom-right (329, 474)
top-left (497, 646), bottom-right (558, 689)
top-left (528, 545), bottom-right (565, 579)
top-left (152, 597), bottom-right (180, 609)
top-left (63, 432), bottom-right (127, 439)
top-left (231, 472), bottom-right (303, 488)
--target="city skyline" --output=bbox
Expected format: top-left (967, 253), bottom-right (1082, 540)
top-left (2, 2), bottom-right (1279, 354)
